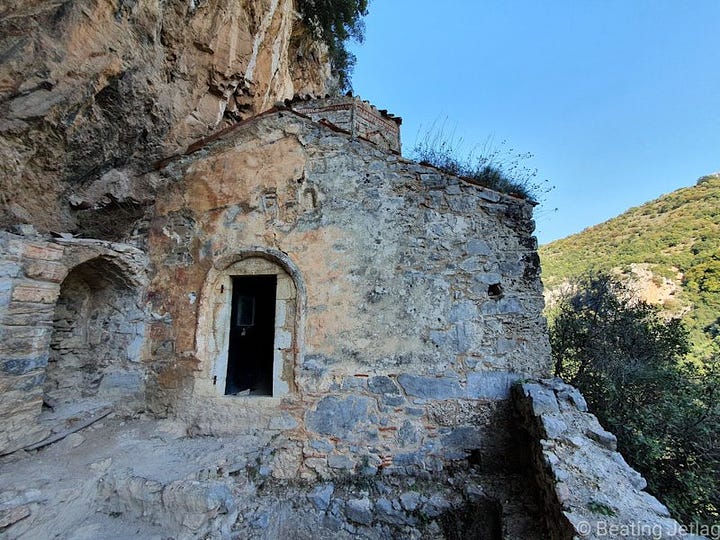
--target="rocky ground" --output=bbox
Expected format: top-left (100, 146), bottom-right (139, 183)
top-left (0, 403), bottom-right (548, 539)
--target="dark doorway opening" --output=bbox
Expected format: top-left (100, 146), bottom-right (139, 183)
top-left (226, 275), bottom-right (277, 396)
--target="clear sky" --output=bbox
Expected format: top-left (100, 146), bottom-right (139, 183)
top-left (347, 0), bottom-right (720, 245)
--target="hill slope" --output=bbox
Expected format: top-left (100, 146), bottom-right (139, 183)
top-left (540, 173), bottom-right (720, 359)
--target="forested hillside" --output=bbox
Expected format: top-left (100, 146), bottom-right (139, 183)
top-left (540, 173), bottom-right (720, 359)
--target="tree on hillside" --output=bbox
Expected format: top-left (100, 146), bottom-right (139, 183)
top-left (539, 174), bottom-right (720, 362)
top-left (550, 273), bottom-right (720, 525)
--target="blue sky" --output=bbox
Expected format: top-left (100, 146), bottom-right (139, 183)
top-left (348, 0), bottom-right (720, 244)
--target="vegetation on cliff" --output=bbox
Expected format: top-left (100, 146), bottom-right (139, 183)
top-left (296, 0), bottom-right (368, 91)
top-left (541, 173), bottom-right (720, 360)
top-left (551, 273), bottom-right (720, 525)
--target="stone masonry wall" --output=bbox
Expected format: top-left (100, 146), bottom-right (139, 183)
top-left (290, 96), bottom-right (402, 153)
top-left (0, 233), bottom-right (61, 453)
top-left (44, 256), bottom-right (146, 405)
top-left (514, 379), bottom-right (707, 540)
top-left (142, 108), bottom-right (551, 478)
top-left (0, 231), bottom-right (148, 454)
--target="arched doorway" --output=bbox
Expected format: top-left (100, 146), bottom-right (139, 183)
top-left (44, 256), bottom-right (145, 406)
top-left (195, 252), bottom-right (302, 398)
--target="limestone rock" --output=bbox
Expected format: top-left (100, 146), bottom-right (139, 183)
top-left (421, 493), bottom-right (451, 518)
top-left (399, 491), bottom-right (421, 512)
top-left (585, 423), bottom-right (618, 451)
top-left (308, 483), bottom-right (334, 512)
top-left (345, 496), bottom-right (373, 526)
top-left (466, 371), bottom-right (521, 400)
top-left (0, 0), bottom-right (331, 232)
top-left (0, 504), bottom-right (30, 528)
top-left (397, 374), bottom-right (463, 400)
top-left (514, 379), bottom-right (703, 540)
top-left (305, 396), bottom-right (373, 439)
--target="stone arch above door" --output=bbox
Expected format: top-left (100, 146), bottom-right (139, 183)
top-left (194, 249), bottom-right (304, 398)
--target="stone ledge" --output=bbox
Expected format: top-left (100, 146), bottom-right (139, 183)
top-left (513, 378), bottom-right (708, 540)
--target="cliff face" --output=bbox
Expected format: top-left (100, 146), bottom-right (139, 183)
top-left (0, 0), bottom-right (331, 232)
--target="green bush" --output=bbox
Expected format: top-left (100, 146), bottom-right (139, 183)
top-left (296, 0), bottom-right (368, 91)
top-left (550, 273), bottom-right (720, 525)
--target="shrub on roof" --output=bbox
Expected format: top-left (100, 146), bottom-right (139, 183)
top-left (411, 126), bottom-right (552, 203)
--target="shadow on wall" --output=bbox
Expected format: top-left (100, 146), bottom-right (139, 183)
top-left (440, 499), bottom-right (503, 540)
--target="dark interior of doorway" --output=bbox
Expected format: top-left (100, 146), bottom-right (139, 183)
top-left (225, 274), bottom-right (277, 396)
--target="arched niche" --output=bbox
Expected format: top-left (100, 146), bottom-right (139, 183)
top-left (45, 256), bottom-right (146, 405)
top-left (194, 249), bottom-right (304, 398)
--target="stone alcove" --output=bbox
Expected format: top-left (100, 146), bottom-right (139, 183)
top-left (194, 250), bottom-right (303, 398)
top-left (44, 256), bottom-right (146, 406)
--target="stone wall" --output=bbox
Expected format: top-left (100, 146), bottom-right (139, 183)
top-left (142, 107), bottom-right (551, 476)
top-left (45, 256), bottom-right (146, 405)
top-left (1, 102), bottom-right (552, 476)
top-left (290, 96), bottom-right (402, 153)
top-left (0, 233), bottom-right (61, 453)
top-left (514, 379), bottom-right (707, 540)
top-left (0, 101), bottom-right (558, 536)
top-left (0, 231), bottom-right (147, 454)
